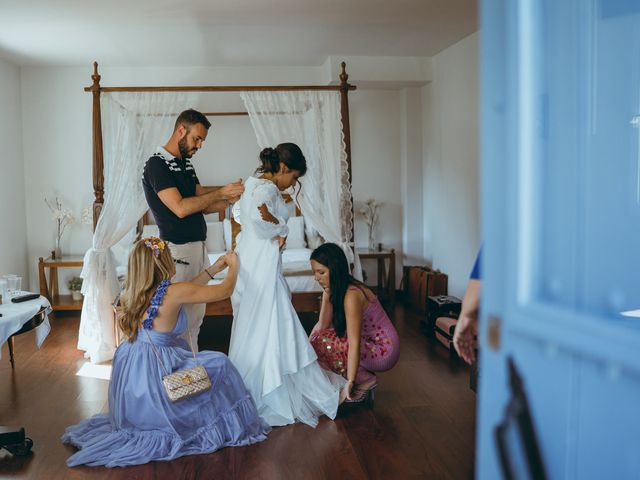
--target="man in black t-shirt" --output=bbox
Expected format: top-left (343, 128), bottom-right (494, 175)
top-left (142, 109), bottom-right (244, 345)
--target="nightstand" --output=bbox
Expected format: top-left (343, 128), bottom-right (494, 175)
top-left (38, 256), bottom-right (84, 312)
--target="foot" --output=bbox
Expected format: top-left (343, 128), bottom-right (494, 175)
top-left (344, 379), bottom-right (378, 403)
top-left (354, 377), bottom-right (377, 394)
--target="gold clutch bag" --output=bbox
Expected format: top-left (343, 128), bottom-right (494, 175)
top-left (162, 365), bottom-right (212, 402)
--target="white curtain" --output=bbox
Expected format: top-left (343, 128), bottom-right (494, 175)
top-left (240, 91), bottom-right (361, 278)
top-left (79, 91), bottom-right (197, 363)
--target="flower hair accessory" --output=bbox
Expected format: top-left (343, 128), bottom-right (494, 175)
top-left (143, 237), bottom-right (166, 257)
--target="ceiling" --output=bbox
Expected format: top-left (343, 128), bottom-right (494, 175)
top-left (0, 0), bottom-right (477, 67)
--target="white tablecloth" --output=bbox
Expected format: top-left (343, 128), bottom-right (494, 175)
top-left (0, 293), bottom-right (52, 360)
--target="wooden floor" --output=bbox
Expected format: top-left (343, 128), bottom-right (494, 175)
top-left (0, 305), bottom-right (476, 480)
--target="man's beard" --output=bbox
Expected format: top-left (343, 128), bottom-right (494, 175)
top-left (178, 137), bottom-right (194, 159)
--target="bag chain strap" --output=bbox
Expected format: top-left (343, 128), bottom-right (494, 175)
top-left (143, 314), bottom-right (199, 377)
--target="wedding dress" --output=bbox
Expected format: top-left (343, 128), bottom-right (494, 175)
top-left (229, 176), bottom-right (345, 427)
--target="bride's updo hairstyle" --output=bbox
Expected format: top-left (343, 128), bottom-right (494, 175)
top-left (256, 143), bottom-right (308, 177)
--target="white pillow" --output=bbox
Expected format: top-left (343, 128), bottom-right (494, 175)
top-left (206, 222), bottom-right (225, 252)
top-left (222, 218), bottom-right (232, 251)
top-left (285, 216), bottom-right (306, 249)
top-left (282, 248), bottom-right (311, 264)
top-left (141, 224), bottom-right (160, 239)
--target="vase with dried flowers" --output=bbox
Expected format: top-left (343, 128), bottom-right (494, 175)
top-left (45, 197), bottom-right (75, 259)
top-left (360, 198), bottom-right (382, 251)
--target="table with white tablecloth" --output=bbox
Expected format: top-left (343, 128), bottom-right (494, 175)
top-left (0, 294), bottom-right (52, 360)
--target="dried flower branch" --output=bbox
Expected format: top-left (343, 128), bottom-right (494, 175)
top-left (45, 196), bottom-right (76, 247)
top-left (359, 198), bottom-right (383, 249)
top-left (359, 198), bottom-right (382, 230)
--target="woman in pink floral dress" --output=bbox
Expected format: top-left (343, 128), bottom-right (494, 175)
top-left (309, 243), bottom-right (400, 402)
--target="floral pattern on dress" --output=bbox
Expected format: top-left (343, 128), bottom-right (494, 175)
top-left (142, 279), bottom-right (171, 330)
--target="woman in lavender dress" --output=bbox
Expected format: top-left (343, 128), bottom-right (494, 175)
top-left (62, 237), bottom-right (269, 467)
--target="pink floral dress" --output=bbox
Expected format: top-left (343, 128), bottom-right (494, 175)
top-left (310, 287), bottom-right (400, 384)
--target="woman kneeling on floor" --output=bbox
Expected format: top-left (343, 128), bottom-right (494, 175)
top-left (62, 237), bottom-right (270, 467)
top-left (309, 243), bottom-right (400, 403)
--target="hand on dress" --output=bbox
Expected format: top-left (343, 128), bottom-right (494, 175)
top-left (309, 324), bottom-right (321, 341)
top-left (452, 312), bottom-right (478, 364)
top-left (219, 179), bottom-right (244, 201)
top-left (223, 251), bottom-right (239, 270)
top-left (341, 380), bottom-right (355, 402)
top-left (210, 254), bottom-right (228, 274)
top-left (277, 236), bottom-right (287, 250)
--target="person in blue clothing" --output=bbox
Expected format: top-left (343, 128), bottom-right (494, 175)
top-left (62, 237), bottom-right (270, 467)
top-left (453, 248), bottom-right (481, 364)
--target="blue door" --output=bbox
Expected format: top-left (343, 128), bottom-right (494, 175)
top-left (478, 1), bottom-right (640, 478)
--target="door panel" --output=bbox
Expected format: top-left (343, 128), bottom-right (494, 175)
top-left (478, 1), bottom-right (640, 479)
top-left (576, 363), bottom-right (640, 478)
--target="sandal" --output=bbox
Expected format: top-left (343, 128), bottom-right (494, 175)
top-left (344, 382), bottom-right (378, 403)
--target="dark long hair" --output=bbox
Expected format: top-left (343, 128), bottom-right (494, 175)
top-left (256, 143), bottom-right (307, 177)
top-left (310, 243), bottom-right (363, 337)
top-left (257, 142), bottom-right (307, 204)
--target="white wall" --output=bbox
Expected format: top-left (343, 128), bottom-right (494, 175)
top-left (350, 89), bottom-right (403, 285)
top-left (0, 57), bottom-right (28, 287)
top-left (401, 87), bottom-right (424, 266)
top-left (19, 65), bottom-right (404, 291)
top-left (422, 32), bottom-right (480, 298)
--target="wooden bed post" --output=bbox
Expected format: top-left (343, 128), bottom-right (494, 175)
top-left (339, 62), bottom-right (355, 243)
top-left (89, 61), bottom-right (104, 231)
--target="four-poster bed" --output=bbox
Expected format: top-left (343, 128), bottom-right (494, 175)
top-left (86, 61), bottom-right (355, 231)
top-left (80, 61), bottom-right (358, 362)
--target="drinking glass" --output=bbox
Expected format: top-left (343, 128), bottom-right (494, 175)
top-left (0, 277), bottom-right (7, 302)
top-left (5, 275), bottom-right (21, 296)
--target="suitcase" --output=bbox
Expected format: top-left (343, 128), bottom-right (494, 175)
top-left (401, 266), bottom-right (424, 312)
top-left (404, 266), bottom-right (448, 316)
top-left (434, 316), bottom-right (458, 360)
top-left (423, 295), bottom-right (462, 336)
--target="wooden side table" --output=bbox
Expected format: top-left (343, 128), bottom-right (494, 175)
top-left (356, 248), bottom-right (396, 307)
top-left (38, 256), bottom-right (84, 312)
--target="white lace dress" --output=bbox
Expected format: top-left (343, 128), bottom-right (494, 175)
top-left (229, 176), bottom-right (345, 427)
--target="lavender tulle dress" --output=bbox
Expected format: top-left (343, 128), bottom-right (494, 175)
top-left (62, 280), bottom-right (270, 467)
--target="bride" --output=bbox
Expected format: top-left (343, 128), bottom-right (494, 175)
top-left (229, 143), bottom-right (345, 427)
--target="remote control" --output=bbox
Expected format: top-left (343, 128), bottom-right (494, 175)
top-left (11, 293), bottom-right (40, 303)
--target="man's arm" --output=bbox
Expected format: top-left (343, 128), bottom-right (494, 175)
top-left (203, 200), bottom-right (232, 215)
top-left (158, 187), bottom-right (224, 218)
top-left (199, 184), bottom-right (230, 214)
top-left (196, 185), bottom-right (221, 194)
top-left (198, 182), bottom-right (244, 214)
top-left (158, 181), bottom-right (244, 219)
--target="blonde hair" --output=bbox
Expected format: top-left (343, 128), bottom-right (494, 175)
top-left (119, 237), bottom-right (175, 341)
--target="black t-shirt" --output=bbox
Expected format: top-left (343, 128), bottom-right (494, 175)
top-left (142, 150), bottom-right (206, 244)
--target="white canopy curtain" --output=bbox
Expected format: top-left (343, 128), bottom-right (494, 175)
top-left (78, 91), bottom-right (197, 363)
top-left (240, 90), bottom-right (362, 278)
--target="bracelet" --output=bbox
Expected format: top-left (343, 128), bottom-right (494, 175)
top-left (205, 268), bottom-right (215, 280)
